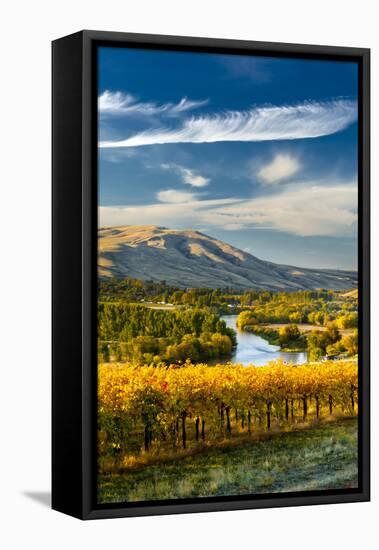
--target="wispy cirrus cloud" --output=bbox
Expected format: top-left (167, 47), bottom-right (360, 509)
top-left (258, 153), bottom-right (301, 184)
top-left (160, 163), bottom-right (210, 187)
top-left (99, 99), bottom-right (357, 148)
top-left (98, 90), bottom-right (208, 117)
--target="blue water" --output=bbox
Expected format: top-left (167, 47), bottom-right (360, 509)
top-left (221, 315), bottom-right (308, 367)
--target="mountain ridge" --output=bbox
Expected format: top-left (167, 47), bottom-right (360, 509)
top-left (98, 225), bottom-right (357, 291)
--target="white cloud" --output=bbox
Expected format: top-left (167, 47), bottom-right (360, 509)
top-left (160, 163), bottom-right (210, 187)
top-left (203, 182), bottom-right (357, 237)
top-left (258, 153), bottom-right (301, 184)
top-left (180, 167), bottom-right (209, 187)
top-left (98, 90), bottom-right (208, 117)
top-left (169, 97), bottom-right (209, 114)
top-left (157, 189), bottom-right (199, 203)
top-left (99, 198), bottom-right (240, 229)
top-left (99, 91), bottom-right (137, 113)
top-left (99, 180), bottom-right (357, 238)
top-left (99, 99), bottom-right (357, 148)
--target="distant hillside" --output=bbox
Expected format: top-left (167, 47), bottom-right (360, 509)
top-left (98, 225), bottom-right (357, 291)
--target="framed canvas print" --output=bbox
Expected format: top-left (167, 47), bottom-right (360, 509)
top-left (52, 30), bottom-right (370, 519)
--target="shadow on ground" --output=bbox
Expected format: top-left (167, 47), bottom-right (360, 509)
top-left (23, 491), bottom-right (51, 508)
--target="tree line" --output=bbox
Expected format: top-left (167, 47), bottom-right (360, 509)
top-left (237, 311), bottom-right (358, 360)
top-left (98, 303), bottom-right (236, 364)
top-left (99, 278), bottom-right (358, 319)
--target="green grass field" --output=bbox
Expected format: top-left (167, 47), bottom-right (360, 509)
top-left (98, 417), bottom-right (358, 504)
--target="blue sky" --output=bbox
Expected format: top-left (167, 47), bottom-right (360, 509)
top-left (98, 46), bottom-right (358, 270)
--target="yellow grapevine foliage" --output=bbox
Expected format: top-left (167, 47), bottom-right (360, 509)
top-left (98, 360), bottom-right (358, 457)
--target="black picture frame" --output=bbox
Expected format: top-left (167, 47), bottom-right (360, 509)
top-left (52, 30), bottom-right (370, 520)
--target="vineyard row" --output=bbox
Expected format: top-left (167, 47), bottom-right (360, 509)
top-left (98, 360), bottom-right (358, 455)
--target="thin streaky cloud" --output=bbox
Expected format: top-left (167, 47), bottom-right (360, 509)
top-left (203, 182), bottom-right (357, 237)
top-left (99, 180), bottom-right (357, 238)
top-left (99, 99), bottom-right (357, 148)
top-left (169, 97), bottom-right (209, 114)
top-left (157, 189), bottom-right (200, 203)
top-left (99, 198), bottom-right (241, 229)
top-left (98, 90), bottom-right (208, 117)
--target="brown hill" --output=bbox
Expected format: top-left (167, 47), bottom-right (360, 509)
top-left (98, 225), bottom-right (357, 291)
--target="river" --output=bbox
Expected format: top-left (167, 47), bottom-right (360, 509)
top-left (221, 315), bottom-right (308, 367)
